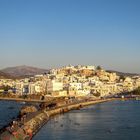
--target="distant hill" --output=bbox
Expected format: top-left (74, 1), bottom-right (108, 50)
top-left (107, 70), bottom-right (139, 77)
top-left (1, 65), bottom-right (49, 77)
top-left (0, 70), bottom-right (14, 79)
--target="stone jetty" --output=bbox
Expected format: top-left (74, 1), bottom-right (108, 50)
top-left (0, 98), bottom-right (112, 140)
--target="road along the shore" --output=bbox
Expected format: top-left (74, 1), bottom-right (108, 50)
top-left (0, 97), bottom-right (47, 103)
top-left (0, 98), bottom-right (114, 140)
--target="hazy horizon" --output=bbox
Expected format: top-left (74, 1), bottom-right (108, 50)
top-left (0, 0), bottom-right (140, 73)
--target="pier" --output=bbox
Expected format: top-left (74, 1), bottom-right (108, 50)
top-left (0, 98), bottom-right (113, 140)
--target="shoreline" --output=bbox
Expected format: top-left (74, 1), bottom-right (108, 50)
top-left (23, 98), bottom-right (114, 139)
top-left (0, 97), bottom-right (138, 140)
top-left (0, 97), bottom-right (47, 103)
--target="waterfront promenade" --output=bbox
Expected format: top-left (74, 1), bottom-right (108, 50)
top-left (0, 97), bottom-right (47, 103)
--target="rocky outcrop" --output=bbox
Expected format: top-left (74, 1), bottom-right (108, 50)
top-left (20, 106), bottom-right (38, 115)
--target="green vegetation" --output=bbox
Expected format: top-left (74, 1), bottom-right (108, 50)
top-left (93, 92), bottom-right (101, 97)
top-left (96, 66), bottom-right (102, 70)
top-left (120, 75), bottom-right (125, 81)
top-left (0, 85), bottom-right (11, 91)
top-left (133, 87), bottom-right (140, 95)
top-left (20, 94), bottom-right (28, 99)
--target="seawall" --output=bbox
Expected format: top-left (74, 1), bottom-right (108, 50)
top-left (22, 99), bottom-right (114, 139)
top-left (0, 98), bottom-right (113, 140)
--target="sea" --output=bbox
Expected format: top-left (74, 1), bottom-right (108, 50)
top-left (0, 100), bottom-right (140, 140)
top-left (33, 100), bottom-right (140, 140)
top-left (0, 101), bottom-right (24, 129)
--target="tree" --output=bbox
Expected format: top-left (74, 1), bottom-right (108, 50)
top-left (93, 92), bottom-right (101, 97)
top-left (133, 87), bottom-right (140, 95)
top-left (120, 75), bottom-right (125, 81)
top-left (0, 85), bottom-right (11, 91)
top-left (96, 66), bottom-right (102, 70)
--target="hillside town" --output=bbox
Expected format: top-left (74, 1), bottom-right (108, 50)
top-left (0, 65), bottom-right (140, 139)
top-left (0, 65), bottom-right (140, 98)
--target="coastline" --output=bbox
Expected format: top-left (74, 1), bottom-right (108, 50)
top-left (0, 97), bottom-right (47, 103)
top-left (22, 98), bottom-right (115, 139)
top-left (0, 98), bottom-right (114, 140)
top-left (0, 97), bottom-right (138, 140)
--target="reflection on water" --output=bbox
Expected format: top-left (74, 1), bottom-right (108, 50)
top-left (33, 100), bottom-right (140, 140)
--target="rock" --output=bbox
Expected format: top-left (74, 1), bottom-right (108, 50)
top-left (20, 106), bottom-right (38, 115)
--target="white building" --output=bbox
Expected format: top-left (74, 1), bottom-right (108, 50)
top-left (47, 80), bottom-right (63, 92)
top-left (85, 65), bottom-right (95, 70)
top-left (29, 83), bottom-right (35, 94)
top-left (69, 83), bottom-right (82, 90)
top-left (76, 89), bottom-right (90, 96)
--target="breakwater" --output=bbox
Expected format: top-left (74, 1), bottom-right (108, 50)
top-left (0, 98), bottom-right (113, 140)
top-left (33, 100), bottom-right (140, 140)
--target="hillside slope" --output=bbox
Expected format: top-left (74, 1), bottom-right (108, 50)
top-left (1, 65), bottom-right (49, 77)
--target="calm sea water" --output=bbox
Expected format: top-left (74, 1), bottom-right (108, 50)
top-left (33, 100), bottom-right (140, 140)
top-left (0, 101), bottom-right (24, 129)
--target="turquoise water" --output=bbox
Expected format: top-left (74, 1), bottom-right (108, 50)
top-left (33, 100), bottom-right (140, 140)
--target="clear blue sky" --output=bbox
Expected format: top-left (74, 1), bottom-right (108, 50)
top-left (0, 0), bottom-right (140, 73)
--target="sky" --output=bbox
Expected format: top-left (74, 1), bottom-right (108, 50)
top-left (0, 0), bottom-right (140, 73)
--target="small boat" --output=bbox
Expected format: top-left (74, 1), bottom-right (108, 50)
top-left (20, 102), bottom-right (26, 105)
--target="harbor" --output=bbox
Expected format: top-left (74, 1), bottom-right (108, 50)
top-left (0, 98), bottom-right (113, 140)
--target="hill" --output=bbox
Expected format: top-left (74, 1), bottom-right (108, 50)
top-left (107, 70), bottom-right (139, 77)
top-left (0, 71), bottom-right (14, 79)
top-left (1, 65), bottom-right (49, 77)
